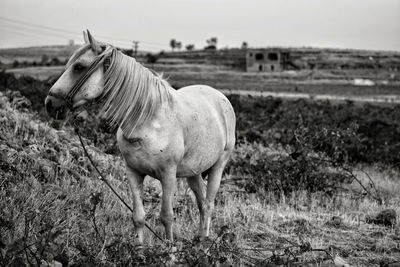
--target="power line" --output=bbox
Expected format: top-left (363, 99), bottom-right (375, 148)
top-left (0, 26), bottom-right (72, 43)
top-left (1, 23), bottom-right (132, 49)
top-left (1, 20), bottom-right (133, 47)
top-left (1, 22), bottom-right (80, 40)
top-left (0, 16), bottom-right (169, 49)
top-left (0, 16), bottom-right (78, 35)
top-left (0, 27), bottom-right (165, 52)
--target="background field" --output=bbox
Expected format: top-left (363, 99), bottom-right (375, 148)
top-left (2, 45), bottom-right (400, 100)
top-left (0, 46), bottom-right (400, 266)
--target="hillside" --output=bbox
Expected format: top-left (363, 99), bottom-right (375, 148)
top-left (0, 45), bottom-right (149, 66)
top-left (161, 47), bottom-right (400, 70)
top-left (2, 44), bottom-right (400, 70)
top-left (0, 45), bottom-right (80, 65)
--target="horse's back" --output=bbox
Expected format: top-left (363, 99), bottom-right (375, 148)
top-left (177, 84), bottom-right (234, 117)
top-left (176, 85), bottom-right (236, 149)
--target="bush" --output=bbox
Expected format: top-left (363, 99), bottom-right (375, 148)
top-left (228, 95), bottom-right (400, 165)
top-left (229, 128), bottom-right (354, 197)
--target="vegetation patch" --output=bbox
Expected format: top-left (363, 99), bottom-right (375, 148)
top-left (1, 75), bottom-right (399, 266)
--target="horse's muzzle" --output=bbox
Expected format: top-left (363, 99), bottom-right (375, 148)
top-left (45, 95), bottom-right (69, 120)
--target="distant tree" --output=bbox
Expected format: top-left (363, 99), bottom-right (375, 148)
top-left (146, 53), bottom-right (159, 64)
top-left (124, 49), bottom-right (134, 57)
top-left (170, 39), bottom-right (177, 51)
top-left (51, 57), bottom-right (61, 66)
top-left (40, 54), bottom-right (49, 66)
top-left (185, 44), bottom-right (195, 51)
top-left (12, 60), bottom-right (19, 68)
top-left (208, 37), bottom-right (217, 46)
top-left (176, 41), bottom-right (182, 50)
top-left (205, 37), bottom-right (218, 50)
top-left (241, 42), bottom-right (248, 49)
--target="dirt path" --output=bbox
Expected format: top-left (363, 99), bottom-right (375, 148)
top-left (220, 89), bottom-right (400, 104)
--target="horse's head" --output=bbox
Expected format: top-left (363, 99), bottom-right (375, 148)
top-left (45, 30), bottom-right (109, 120)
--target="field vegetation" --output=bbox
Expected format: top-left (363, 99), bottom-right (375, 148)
top-left (2, 45), bottom-right (400, 98)
top-left (0, 45), bottom-right (79, 67)
top-left (0, 73), bottom-right (399, 266)
top-left (5, 64), bottom-right (400, 99)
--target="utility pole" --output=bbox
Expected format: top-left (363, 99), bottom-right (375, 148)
top-left (133, 41), bottom-right (139, 57)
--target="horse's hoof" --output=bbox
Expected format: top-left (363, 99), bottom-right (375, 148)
top-left (165, 239), bottom-right (175, 249)
top-left (193, 235), bottom-right (212, 244)
top-left (133, 245), bottom-right (146, 263)
top-left (135, 253), bottom-right (146, 263)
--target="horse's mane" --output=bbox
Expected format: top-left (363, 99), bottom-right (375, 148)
top-left (99, 49), bottom-right (172, 138)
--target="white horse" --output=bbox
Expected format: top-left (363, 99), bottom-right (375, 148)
top-left (45, 31), bottom-right (236, 247)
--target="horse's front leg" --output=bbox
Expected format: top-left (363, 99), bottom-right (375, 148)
top-left (159, 167), bottom-right (177, 241)
top-left (125, 165), bottom-right (146, 249)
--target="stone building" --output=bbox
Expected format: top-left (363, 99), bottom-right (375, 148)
top-left (246, 49), bottom-right (290, 72)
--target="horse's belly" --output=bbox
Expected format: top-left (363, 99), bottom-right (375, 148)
top-left (176, 147), bottom-right (223, 177)
top-left (176, 126), bottom-right (225, 177)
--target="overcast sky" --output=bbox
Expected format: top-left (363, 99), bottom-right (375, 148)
top-left (1, 0), bottom-right (399, 51)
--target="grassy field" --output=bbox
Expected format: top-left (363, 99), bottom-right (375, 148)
top-left (1, 81), bottom-right (399, 266)
top-left (6, 66), bottom-right (64, 80)
top-left (4, 63), bottom-right (400, 99)
top-left (0, 45), bottom-right (79, 65)
top-left (2, 44), bottom-right (400, 98)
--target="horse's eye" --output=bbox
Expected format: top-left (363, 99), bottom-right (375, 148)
top-left (74, 63), bottom-right (85, 71)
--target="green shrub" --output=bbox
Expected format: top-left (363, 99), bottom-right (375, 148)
top-left (228, 95), bottom-right (400, 165)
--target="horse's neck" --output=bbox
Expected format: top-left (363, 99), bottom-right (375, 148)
top-left (102, 54), bottom-right (174, 137)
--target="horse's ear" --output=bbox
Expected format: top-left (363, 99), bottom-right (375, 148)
top-left (86, 29), bottom-right (102, 54)
top-left (83, 31), bottom-right (89, 44)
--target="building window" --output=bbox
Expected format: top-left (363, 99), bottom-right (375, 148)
top-left (271, 65), bottom-right (275, 71)
top-left (268, 53), bottom-right (278, 61)
top-left (259, 64), bottom-right (263, 71)
top-left (249, 53), bottom-right (253, 57)
top-left (255, 53), bottom-right (264, 60)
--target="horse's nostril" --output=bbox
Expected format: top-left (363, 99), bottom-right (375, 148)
top-left (45, 95), bottom-right (68, 120)
top-left (46, 99), bottom-right (53, 114)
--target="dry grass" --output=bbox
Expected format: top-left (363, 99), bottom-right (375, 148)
top-left (1, 92), bottom-right (399, 266)
top-left (6, 66), bottom-right (64, 80)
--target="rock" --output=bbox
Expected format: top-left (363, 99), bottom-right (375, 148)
top-left (41, 260), bottom-right (62, 267)
top-left (387, 262), bottom-right (400, 267)
top-left (381, 260), bottom-right (400, 267)
top-left (366, 209), bottom-right (397, 227)
top-left (334, 255), bottom-right (351, 267)
top-left (353, 78), bottom-right (375, 86)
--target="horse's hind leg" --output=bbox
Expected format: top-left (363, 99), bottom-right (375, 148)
top-left (125, 166), bottom-right (146, 249)
top-left (202, 151), bottom-right (231, 237)
top-left (187, 174), bottom-right (206, 236)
